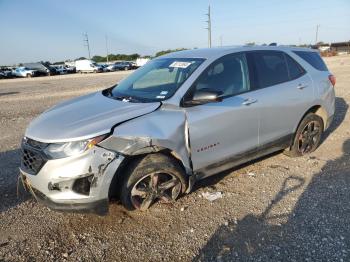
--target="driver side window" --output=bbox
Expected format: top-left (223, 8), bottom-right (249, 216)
top-left (189, 52), bottom-right (250, 100)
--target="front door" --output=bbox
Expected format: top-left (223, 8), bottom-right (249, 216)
top-left (184, 52), bottom-right (259, 172)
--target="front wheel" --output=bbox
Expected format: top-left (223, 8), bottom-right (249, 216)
top-left (120, 154), bottom-right (187, 211)
top-left (284, 113), bottom-right (324, 157)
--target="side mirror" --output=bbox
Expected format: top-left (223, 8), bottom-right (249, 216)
top-left (184, 90), bottom-right (222, 106)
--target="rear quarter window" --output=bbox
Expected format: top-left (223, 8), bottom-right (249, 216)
top-left (293, 51), bottom-right (328, 71)
top-left (285, 54), bottom-right (306, 80)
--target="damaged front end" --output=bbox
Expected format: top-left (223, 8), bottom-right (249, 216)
top-left (98, 105), bottom-right (195, 192)
top-left (20, 136), bottom-right (124, 215)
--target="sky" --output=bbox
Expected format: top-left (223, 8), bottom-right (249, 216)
top-left (0, 0), bottom-right (349, 65)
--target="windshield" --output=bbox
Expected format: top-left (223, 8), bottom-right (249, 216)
top-left (108, 58), bottom-right (204, 102)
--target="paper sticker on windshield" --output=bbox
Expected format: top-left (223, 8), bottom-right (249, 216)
top-left (160, 91), bottom-right (168, 95)
top-left (169, 61), bottom-right (192, 68)
top-left (156, 95), bottom-right (165, 99)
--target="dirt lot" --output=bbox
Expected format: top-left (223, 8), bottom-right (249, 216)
top-left (0, 57), bottom-right (349, 262)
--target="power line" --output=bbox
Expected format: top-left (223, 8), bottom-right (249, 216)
top-left (315, 24), bottom-right (320, 44)
top-left (105, 35), bottom-right (109, 63)
top-left (205, 5), bottom-right (212, 48)
top-left (83, 32), bottom-right (91, 60)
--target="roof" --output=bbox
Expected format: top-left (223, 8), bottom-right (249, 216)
top-left (160, 45), bottom-right (317, 59)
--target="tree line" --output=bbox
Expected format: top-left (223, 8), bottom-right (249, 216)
top-left (78, 48), bottom-right (188, 63)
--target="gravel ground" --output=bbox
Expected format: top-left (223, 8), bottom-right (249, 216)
top-left (0, 56), bottom-right (349, 262)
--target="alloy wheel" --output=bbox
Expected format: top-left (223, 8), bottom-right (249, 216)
top-left (297, 120), bottom-right (321, 154)
top-left (130, 172), bottom-right (182, 211)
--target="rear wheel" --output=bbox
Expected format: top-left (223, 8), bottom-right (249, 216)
top-left (284, 113), bottom-right (324, 157)
top-left (120, 154), bottom-right (187, 211)
top-left (124, 67), bottom-right (128, 71)
top-left (26, 74), bottom-right (32, 78)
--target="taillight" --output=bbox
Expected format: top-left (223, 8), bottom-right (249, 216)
top-left (329, 74), bottom-right (336, 87)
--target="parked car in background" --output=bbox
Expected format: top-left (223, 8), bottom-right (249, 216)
top-left (65, 65), bottom-right (76, 74)
top-left (114, 61), bottom-right (133, 71)
top-left (53, 65), bottom-right (68, 75)
top-left (129, 61), bottom-right (138, 69)
top-left (0, 68), bottom-right (13, 79)
top-left (12, 67), bottom-right (36, 78)
top-left (23, 62), bottom-right (56, 76)
top-left (19, 46), bottom-right (335, 214)
top-left (99, 64), bottom-right (109, 72)
top-left (106, 64), bottom-right (118, 72)
top-left (75, 60), bottom-right (102, 73)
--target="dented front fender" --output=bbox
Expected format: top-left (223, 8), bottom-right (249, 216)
top-left (99, 105), bottom-right (192, 174)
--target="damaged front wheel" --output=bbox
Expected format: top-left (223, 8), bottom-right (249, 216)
top-left (120, 153), bottom-right (187, 211)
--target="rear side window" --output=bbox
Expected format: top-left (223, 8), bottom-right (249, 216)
top-left (293, 51), bottom-right (328, 71)
top-left (285, 54), bottom-right (306, 80)
top-left (247, 51), bottom-right (289, 89)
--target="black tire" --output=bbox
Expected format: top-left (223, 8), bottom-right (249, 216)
top-left (284, 113), bottom-right (324, 157)
top-left (120, 153), bottom-right (187, 211)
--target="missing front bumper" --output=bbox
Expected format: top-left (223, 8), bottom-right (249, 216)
top-left (21, 173), bottom-right (108, 215)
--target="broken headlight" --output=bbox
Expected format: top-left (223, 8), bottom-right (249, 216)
top-left (44, 135), bottom-right (107, 159)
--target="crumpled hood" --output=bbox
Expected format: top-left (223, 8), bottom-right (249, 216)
top-left (25, 92), bottom-right (160, 143)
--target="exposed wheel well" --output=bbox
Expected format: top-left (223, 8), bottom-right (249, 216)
top-left (296, 105), bottom-right (327, 132)
top-left (285, 105), bottom-right (327, 152)
top-left (108, 150), bottom-right (188, 200)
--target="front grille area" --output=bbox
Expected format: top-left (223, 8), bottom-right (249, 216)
top-left (21, 138), bottom-right (48, 175)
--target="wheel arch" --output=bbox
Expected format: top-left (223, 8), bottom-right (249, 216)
top-left (286, 105), bottom-right (327, 152)
top-left (294, 105), bottom-right (327, 133)
top-left (108, 149), bottom-right (189, 200)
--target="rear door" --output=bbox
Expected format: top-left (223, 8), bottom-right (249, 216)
top-left (246, 50), bottom-right (313, 147)
top-left (184, 52), bottom-right (259, 171)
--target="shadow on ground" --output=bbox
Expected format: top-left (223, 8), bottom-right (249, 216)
top-left (0, 149), bottom-right (30, 213)
top-left (194, 138), bottom-right (350, 261)
top-left (194, 97), bottom-right (350, 261)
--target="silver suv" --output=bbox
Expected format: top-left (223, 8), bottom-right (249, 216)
top-left (20, 46), bottom-right (335, 214)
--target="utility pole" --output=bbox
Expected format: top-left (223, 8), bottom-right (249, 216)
top-left (205, 5), bottom-right (212, 48)
top-left (315, 24), bottom-right (320, 45)
top-left (83, 32), bottom-right (91, 59)
top-left (220, 35), bottom-right (223, 47)
top-left (105, 35), bottom-right (109, 63)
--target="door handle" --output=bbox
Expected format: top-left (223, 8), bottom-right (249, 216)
top-left (297, 84), bottom-right (308, 90)
top-left (242, 98), bottom-right (257, 106)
